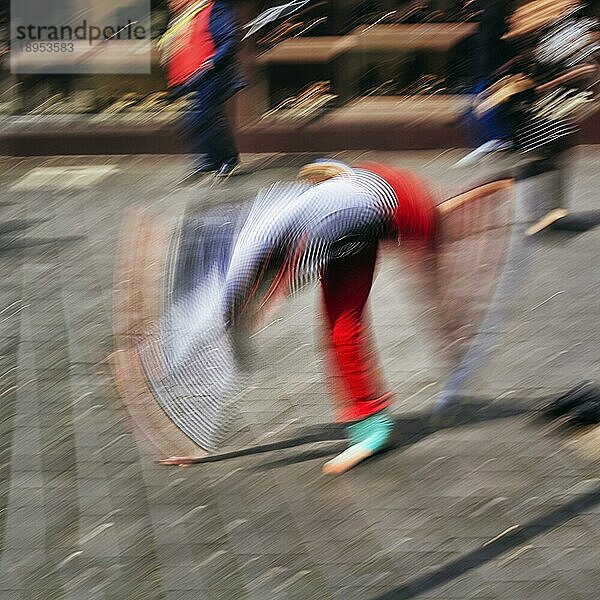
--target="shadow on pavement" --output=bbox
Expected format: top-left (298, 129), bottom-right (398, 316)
top-left (0, 219), bottom-right (45, 235)
top-left (372, 484), bottom-right (600, 600)
top-left (0, 235), bottom-right (84, 252)
top-left (248, 398), bottom-right (535, 471)
top-left (181, 398), bottom-right (538, 468)
top-left (551, 209), bottom-right (600, 233)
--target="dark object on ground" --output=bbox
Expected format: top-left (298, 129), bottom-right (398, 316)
top-left (568, 400), bottom-right (600, 426)
top-left (544, 381), bottom-right (600, 422)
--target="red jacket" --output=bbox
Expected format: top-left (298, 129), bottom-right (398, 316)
top-left (167, 2), bottom-right (214, 88)
top-left (357, 162), bottom-right (438, 243)
top-left (167, 0), bottom-right (245, 95)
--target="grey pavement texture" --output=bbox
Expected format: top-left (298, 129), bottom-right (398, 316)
top-left (0, 148), bottom-right (598, 600)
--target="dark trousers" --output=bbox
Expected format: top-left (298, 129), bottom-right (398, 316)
top-left (181, 77), bottom-right (239, 169)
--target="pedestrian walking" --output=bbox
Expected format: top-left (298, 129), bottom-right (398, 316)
top-left (160, 0), bottom-right (245, 182)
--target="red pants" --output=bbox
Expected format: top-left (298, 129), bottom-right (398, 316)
top-left (321, 243), bottom-right (391, 422)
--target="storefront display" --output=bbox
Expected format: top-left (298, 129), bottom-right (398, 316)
top-left (248, 0), bottom-right (481, 126)
top-left (0, 0), bottom-right (480, 121)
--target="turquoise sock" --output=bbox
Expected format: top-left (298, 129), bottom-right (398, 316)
top-left (345, 411), bottom-right (394, 454)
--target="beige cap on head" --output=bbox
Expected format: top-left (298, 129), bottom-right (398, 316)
top-left (297, 161), bottom-right (352, 184)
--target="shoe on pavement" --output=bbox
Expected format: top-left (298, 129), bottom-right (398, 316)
top-left (214, 160), bottom-right (240, 179)
top-left (322, 411), bottom-right (394, 475)
top-left (455, 139), bottom-right (513, 168)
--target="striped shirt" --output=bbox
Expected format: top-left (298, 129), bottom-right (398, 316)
top-left (141, 168), bottom-right (402, 450)
top-left (223, 168), bottom-right (398, 321)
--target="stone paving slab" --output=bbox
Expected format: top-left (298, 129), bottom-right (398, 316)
top-left (0, 148), bottom-right (598, 599)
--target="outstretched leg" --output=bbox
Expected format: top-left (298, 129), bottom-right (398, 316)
top-left (320, 243), bottom-right (393, 474)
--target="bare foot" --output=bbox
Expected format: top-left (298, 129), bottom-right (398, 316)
top-left (158, 456), bottom-right (201, 466)
top-left (322, 447), bottom-right (373, 475)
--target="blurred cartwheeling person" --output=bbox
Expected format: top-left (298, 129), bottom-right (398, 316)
top-left (155, 160), bottom-right (439, 473)
top-left (160, 0), bottom-right (245, 182)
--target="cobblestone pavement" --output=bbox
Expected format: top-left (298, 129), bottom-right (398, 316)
top-left (0, 149), bottom-right (598, 600)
